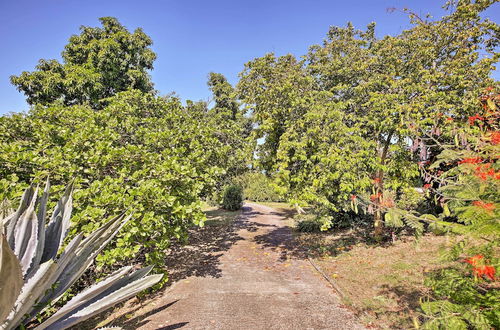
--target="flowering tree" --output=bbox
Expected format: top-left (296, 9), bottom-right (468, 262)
top-left (374, 90), bottom-right (499, 328)
top-left (238, 0), bottom-right (498, 239)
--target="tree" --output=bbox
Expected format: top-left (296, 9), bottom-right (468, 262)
top-left (11, 17), bottom-right (156, 107)
top-left (0, 90), bottom-right (239, 280)
top-left (238, 54), bottom-right (314, 173)
top-left (205, 73), bottom-right (254, 186)
top-left (238, 0), bottom-right (498, 238)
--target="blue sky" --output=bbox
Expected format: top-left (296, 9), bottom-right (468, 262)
top-left (0, 0), bottom-right (498, 114)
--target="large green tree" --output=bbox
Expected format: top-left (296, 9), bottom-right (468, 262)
top-left (0, 90), bottom-right (237, 279)
top-left (11, 17), bottom-right (156, 107)
top-left (206, 73), bottom-right (254, 186)
top-left (238, 0), bottom-right (498, 237)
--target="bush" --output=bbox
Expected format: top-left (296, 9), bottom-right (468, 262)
top-left (296, 219), bottom-right (323, 233)
top-left (295, 213), bottom-right (330, 232)
top-left (233, 172), bottom-right (283, 202)
top-left (0, 90), bottom-right (234, 279)
top-left (221, 185), bottom-right (243, 211)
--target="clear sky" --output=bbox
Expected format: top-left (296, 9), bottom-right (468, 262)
top-left (0, 0), bottom-right (498, 114)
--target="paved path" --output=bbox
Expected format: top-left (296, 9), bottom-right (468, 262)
top-left (134, 203), bottom-right (364, 330)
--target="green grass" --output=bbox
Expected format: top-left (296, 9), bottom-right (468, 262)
top-left (252, 201), bottom-right (294, 210)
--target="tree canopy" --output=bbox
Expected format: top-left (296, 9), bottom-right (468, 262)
top-left (238, 0), bottom-right (499, 235)
top-left (10, 17), bottom-right (156, 107)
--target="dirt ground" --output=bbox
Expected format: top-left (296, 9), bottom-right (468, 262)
top-left (295, 229), bottom-right (451, 329)
top-left (96, 203), bottom-right (365, 330)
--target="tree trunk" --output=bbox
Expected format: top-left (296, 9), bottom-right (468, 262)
top-left (373, 170), bottom-right (384, 242)
top-left (373, 131), bottom-right (393, 241)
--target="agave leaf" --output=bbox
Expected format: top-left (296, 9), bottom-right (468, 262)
top-left (13, 187), bottom-right (39, 276)
top-left (24, 234), bottom-right (84, 321)
top-left (34, 214), bottom-right (131, 309)
top-left (27, 179), bottom-right (51, 277)
top-left (35, 266), bottom-right (135, 328)
top-left (3, 261), bottom-right (58, 328)
top-left (0, 230), bottom-right (23, 322)
top-left (41, 183), bottom-right (73, 263)
top-left (4, 233), bottom-right (83, 328)
top-left (5, 185), bottom-right (36, 247)
top-left (38, 273), bottom-right (163, 330)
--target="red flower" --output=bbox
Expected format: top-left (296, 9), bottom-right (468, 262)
top-left (472, 201), bottom-right (496, 212)
top-left (464, 254), bottom-right (484, 267)
top-left (423, 184), bottom-right (431, 190)
top-left (474, 265), bottom-right (496, 281)
top-left (468, 114), bottom-right (484, 125)
top-left (491, 131), bottom-right (500, 145)
top-left (458, 157), bottom-right (482, 165)
top-left (370, 192), bottom-right (382, 201)
top-left (474, 163), bottom-right (497, 181)
top-left (373, 178), bottom-right (381, 184)
top-left (350, 194), bottom-right (357, 201)
top-left (482, 265), bottom-right (496, 280)
top-left (446, 117), bottom-right (454, 122)
top-left (464, 255), bottom-right (496, 280)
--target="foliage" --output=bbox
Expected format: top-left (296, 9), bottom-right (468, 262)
top-left (0, 182), bottom-right (162, 329)
top-left (420, 260), bottom-right (499, 329)
top-left (11, 17), bottom-right (156, 107)
top-left (206, 72), bottom-right (254, 186)
top-left (396, 188), bottom-right (426, 212)
top-left (413, 90), bottom-right (499, 328)
top-left (238, 0), bottom-right (498, 238)
top-left (221, 185), bottom-right (243, 211)
top-left (0, 90), bottom-right (236, 277)
top-left (296, 219), bottom-right (323, 233)
top-left (233, 172), bottom-right (283, 202)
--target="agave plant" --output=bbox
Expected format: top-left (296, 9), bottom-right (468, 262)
top-left (0, 180), bottom-right (162, 329)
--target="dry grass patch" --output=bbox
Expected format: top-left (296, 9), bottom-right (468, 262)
top-left (296, 230), bottom-right (452, 329)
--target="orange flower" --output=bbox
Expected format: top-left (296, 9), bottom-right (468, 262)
top-left (491, 131), bottom-right (500, 145)
top-left (380, 199), bottom-right (395, 208)
top-left (423, 183), bottom-right (431, 190)
top-left (373, 178), bottom-right (381, 184)
top-left (464, 254), bottom-right (484, 267)
top-left (458, 157), bottom-right (482, 164)
top-left (474, 163), bottom-right (497, 181)
top-left (472, 201), bottom-right (496, 212)
top-left (370, 192), bottom-right (382, 201)
top-left (350, 194), bottom-right (357, 201)
top-left (468, 114), bottom-right (484, 125)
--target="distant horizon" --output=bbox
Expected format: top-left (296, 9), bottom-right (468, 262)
top-left (1, 0), bottom-right (498, 115)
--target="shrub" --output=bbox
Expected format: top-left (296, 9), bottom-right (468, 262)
top-left (295, 213), bottom-right (330, 232)
top-left (0, 90), bottom-right (237, 279)
top-left (221, 185), bottom-right (243, 211)
top-left (0, 181), bottom-right (162, 329)
top-left (233, 172), bottom-right (283, 202)
top-left (396, 187), bottom-right (426, 211)
top-left (411, 91), bottom-right (499, 329)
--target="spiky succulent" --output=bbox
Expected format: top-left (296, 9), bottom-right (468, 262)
top-left (0, 180), bottom-right (162, 329)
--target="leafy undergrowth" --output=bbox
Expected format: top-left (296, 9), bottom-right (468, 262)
top-left (295, 228), bottom-right (452, 329)
top-left (77, 207), bottom-right (242, 329)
